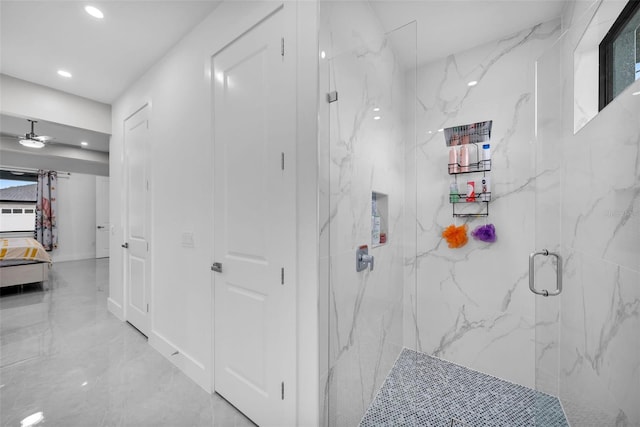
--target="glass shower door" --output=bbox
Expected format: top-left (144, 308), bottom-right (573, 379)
top-left (534, 4), bottom-right (640, 425)
top-left (320, 15), bottom-right (417, 426)
top-left (532, 26), bottom-right (567, 426)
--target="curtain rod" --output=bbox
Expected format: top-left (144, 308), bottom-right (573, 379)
top-left (0, 165), bottom-right (71, 176)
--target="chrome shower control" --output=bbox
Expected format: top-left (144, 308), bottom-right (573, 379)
top-left (356, 245), bottom-right (374, 272)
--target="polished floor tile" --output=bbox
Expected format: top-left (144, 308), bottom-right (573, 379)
top-left (0, 259), bottom-right (255, 427)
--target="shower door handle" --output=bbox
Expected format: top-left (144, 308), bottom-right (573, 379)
top-left (529, 249), bottom-right (562, 297)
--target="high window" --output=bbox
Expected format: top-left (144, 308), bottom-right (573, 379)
top-left (599, 0), bottom-right (640, 110)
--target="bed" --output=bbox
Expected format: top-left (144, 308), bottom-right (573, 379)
top-left (0, 238), bottom-right (52, 289)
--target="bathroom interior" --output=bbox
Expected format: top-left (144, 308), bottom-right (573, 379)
top-left (319, 0), bottom-right (640, 425)
top-left (2, 0), bottom-right (637, 425)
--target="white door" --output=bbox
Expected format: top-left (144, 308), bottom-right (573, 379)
top-left (124, 106), bottom-right (151, 337)
top-left (95, 176), bottom-right (110, 258)
top-left (212, 8), bottom-right (296, 427)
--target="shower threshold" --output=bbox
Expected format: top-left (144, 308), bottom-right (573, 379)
top-left (360, 348), bottom-right (568, 427)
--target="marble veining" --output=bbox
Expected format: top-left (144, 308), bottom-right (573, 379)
top-left (414, 19), bottom-right (561, 390)
top-left (320, 2), bottom-right (413, 424)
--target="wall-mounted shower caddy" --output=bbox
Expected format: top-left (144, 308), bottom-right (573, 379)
top-left (445, 121), bottom-right (493, 218)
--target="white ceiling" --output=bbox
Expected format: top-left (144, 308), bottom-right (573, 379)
top-left (0, 0), bottom-right (221, 104)
top-left (0, 1), bottom-right (567, 106)
top-left (370, 0), bottom-right (567, 67)
top-left (0, 0), bottom-right (566, 154)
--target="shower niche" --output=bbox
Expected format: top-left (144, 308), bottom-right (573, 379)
top-left (371, 192), bottom-right (388, 247)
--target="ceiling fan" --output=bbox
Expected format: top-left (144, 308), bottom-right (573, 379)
top-left (18, 119), bottom-right (54, 148)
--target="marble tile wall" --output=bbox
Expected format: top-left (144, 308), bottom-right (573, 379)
top-left (413, 20), bottom-right (561, 389)
top-left (554, 2), bottom-right (640, 424)
top-left (319, 1), bottom-right (638, 425)
top-left (318, 2), bottom-right (415, 425)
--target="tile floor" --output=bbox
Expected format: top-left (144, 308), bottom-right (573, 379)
top-left (360, 348), bottom-right (568, 427)
top-left (0, 259), bottom-right (255, 427)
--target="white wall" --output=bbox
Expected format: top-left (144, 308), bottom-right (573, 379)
top-left (51, 173), bottom-right (97, 262)
top-left (109, 2), bottom-right (319, 424)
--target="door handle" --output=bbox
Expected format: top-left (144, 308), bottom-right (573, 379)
top-left (211, 262), bottom-right (222, 273)
top-left (121, 242), bottom-right (129, 249)
top-left (97, 226), bottom-right (105, 229)
top-left (529, 249), bottom-right (562, 296)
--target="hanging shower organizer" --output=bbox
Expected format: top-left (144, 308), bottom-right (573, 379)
top-left (445, 121), bottom-right (493, 218)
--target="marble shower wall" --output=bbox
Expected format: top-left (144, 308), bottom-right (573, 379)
top-left (319, 2), bottom-right (414, 425)
top-left (553, 2), bottom-right (640, 425)
top-left (413, 20), bottom-right (561, 389)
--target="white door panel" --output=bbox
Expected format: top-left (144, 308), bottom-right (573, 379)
top-left (213, 8), bottom-right (295, 427)
top-left (125, 106), bottom-right (151, 336)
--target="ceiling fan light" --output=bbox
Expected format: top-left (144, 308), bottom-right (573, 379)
top-left (85, 5), bottom-right (104, 19)
top-left (19, 138), bottom-right (45, 149)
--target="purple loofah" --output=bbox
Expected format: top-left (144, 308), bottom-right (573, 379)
top-left (471, 224), bottom-right (497, 243)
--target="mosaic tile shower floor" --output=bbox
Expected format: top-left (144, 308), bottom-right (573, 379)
top-left (360, 348), bottom-right (568, 427)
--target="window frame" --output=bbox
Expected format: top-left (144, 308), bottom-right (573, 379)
top-left (0, 171), bottom-right (38, 233)
top-left (599, 0), bottom-right (640, 110)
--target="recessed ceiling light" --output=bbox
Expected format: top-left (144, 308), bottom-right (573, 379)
top-left (81, 141), bottom-right (89, 146)
top-left (633, 90), bottom-right (640, 96)
top-left (57, 70), bottom-right (72, 78)
top-left (373, 107), bottom-right (380, 112)
top-left (85, 5), bottom-right (104, 19)
top-left (467, 80), bottom-right (478, 87)
top-left (437, 128), bottom-right (444, 132)
top-left (373, 116), bottom-right (381, 121)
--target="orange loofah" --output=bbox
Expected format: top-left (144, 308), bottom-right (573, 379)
top-left (442, 223), bottom-right (469, 248)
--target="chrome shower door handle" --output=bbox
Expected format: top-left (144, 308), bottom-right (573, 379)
top-left (529, 249), bottom-right (562, 297)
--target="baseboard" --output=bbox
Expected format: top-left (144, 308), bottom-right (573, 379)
top-left (149, 330), bottom-right (211, 393)
top-left (52, 254), bottom-right (96, 263)
top-left (107, 297), bottom-right (124, 321)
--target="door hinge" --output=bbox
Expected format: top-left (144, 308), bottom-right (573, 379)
top-left (146, 242), bottom-right (149, 252)
top-left (327, 91), bottom-right (338, 103)
top-left (281, 381), bottom-right (284, 400)
top-left (147, 180), bottom-right (150, 191)
top-left (281, 267), bottom-right (284, 285)
top-left (281, 152), bottom-right (285, 170)
top-left (281, 37), bottom-right (284, 57)
top-left (146, 304), bottom-right (149, 313)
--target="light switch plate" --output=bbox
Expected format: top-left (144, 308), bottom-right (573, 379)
top-left (181, 232), bottom-right (194, 248)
